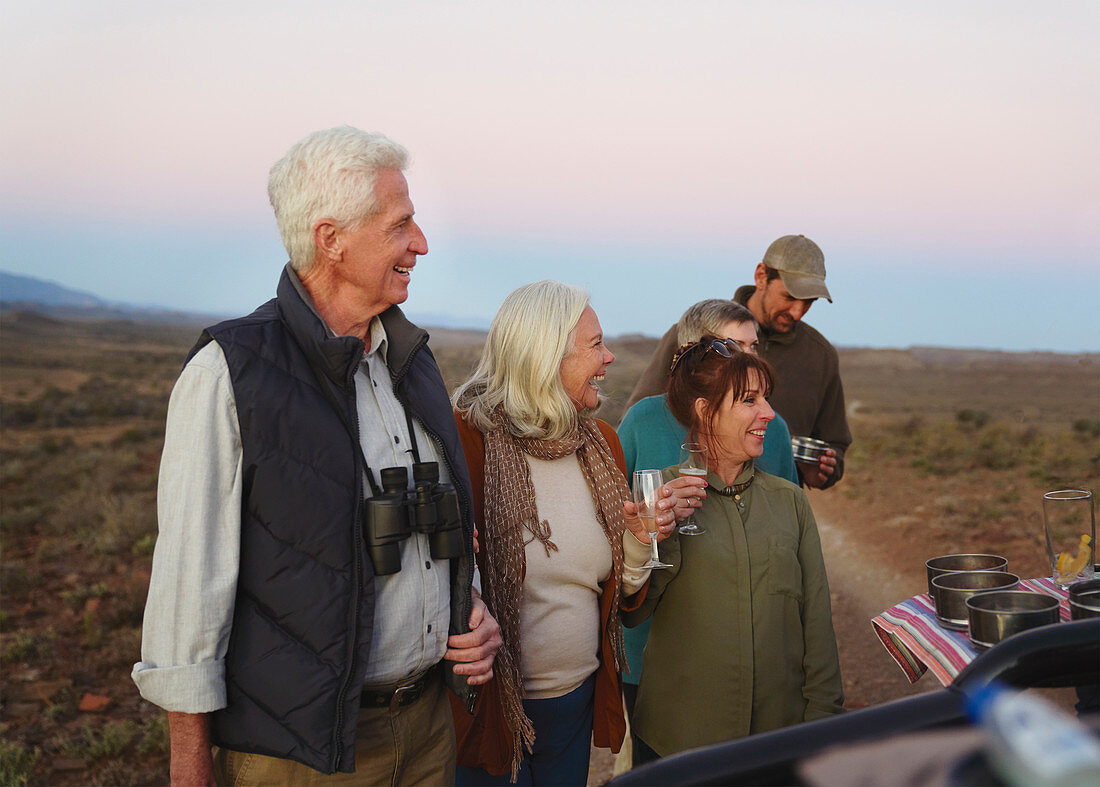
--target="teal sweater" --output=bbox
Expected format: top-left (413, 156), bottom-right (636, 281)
top-left (617, 394), bottom-right (799, 686)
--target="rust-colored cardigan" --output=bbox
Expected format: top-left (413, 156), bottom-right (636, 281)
top-left (447, 412), bottom-right (639, 775)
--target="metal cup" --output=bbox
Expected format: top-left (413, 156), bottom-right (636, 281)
top-left (925, 553), bottom-right (1008, 597)
top-left (791, 436), bottom-right (830, 465)
top-left (1068, 578), bottom-right (1100, 620)
top-left (966, 590), bottom-right (1061, 650)
top-left (931, 570), bottom-right (1019, 630)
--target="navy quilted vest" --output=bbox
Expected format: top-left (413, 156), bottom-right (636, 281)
top-left (190, 266), bottom-right (476, 774)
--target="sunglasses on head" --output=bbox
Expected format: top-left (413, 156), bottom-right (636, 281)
top-left (669, 337), bottom-right (741, 374)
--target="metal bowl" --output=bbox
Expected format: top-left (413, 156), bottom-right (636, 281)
top-left (966, 590), bottom-right (1061, 650)
top-left (791, 436), bottom-right (830, 465)
top-left (931, 571), bottom-right (1019, 630)
top-left (1068, 579), bottom-right (1100, 620)
top-left (925, 553), bottom-right (1008, 596)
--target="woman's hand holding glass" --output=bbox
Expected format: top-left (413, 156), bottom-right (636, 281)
top-left (664, 473), bottom-right (708, 524)
top-left (677, 442), bottom-right (709, 535)
top-left (630, 470), bottom-right (674, 569)
top-left (623, 473), bottom-right (708, 544)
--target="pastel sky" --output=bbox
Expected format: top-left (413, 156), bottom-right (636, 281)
top-left (2, 0), bottom-right (1098, 351)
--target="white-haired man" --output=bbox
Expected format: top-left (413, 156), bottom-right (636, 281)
top-left (133, 127), bottom-right (501, 785)
top-left (625, 235), bottom-right (852, 489)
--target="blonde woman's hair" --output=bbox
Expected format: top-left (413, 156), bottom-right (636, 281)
top-left (453, 280), bottom-right (592, 440)
top-left (676, 299), bottom-right (757, 345)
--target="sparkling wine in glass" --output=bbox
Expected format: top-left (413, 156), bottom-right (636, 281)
top-left (634, 469), bottom-right (672, 569)
top-left (677, 442), bottom-right (708, 535)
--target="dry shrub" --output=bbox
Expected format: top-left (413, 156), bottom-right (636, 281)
top-left (51, 720), bottom-right (139, 762)
top-left (97, 492), bottom-right (156, 553)
top-left (1072, 418), bottom-right (1100, 439)
top-left (42, 463), bottom-right (156, 552)
top-left (0, 739), bottom-right (39, 787)
top-left (0, 563), bottom-right (40, 595)
top-left (1, 629), bottom-right (56, 666)
top-left (884, 416), bottom-right (1096, 484)
top-left (1, 378), bottom-right (165, 430)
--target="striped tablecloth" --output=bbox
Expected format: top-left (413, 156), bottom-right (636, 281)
top-left (871, 577), bottom-right (1070, 685)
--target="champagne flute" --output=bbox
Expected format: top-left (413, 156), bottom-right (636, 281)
top-left (677, 442), bottom-right (708, 536)
top-left (634, 469), bottom-right (672, 569)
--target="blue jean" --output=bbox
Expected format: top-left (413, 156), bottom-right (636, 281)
top-left (456, 674), bottom-right (596, 786)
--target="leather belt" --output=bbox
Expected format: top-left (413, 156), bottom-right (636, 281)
top-left (360, 664), bottom-right (438, 712)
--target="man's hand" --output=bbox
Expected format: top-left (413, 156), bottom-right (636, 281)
top-left (623, 476), bottom-right (707, 544)
top-left (801, 448), bottom-right (837, 489)
top-left (445, 591), bottom-right (502, 685)
top-left (167, 712), bottom-right (215, 787)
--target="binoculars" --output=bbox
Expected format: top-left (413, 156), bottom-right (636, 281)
top-left (364, 462), bottom-right (464, 575)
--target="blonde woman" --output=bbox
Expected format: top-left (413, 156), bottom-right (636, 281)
top-left (449, 281), bottom-right (703, 785)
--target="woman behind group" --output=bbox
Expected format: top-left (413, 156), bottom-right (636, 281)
top-left (624, 338), bottom-right (844, 763)
top-left (450, 280), bottom-right (702, 785)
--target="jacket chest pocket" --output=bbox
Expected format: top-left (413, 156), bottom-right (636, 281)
top-left (766, 532), bottom-right (803, 603)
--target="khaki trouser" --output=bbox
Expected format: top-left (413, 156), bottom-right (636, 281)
top-left (213, 673), bottom-right (456, 787)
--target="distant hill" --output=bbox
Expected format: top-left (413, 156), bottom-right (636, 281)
top-left (0, 270), bottom-right (490, 333)
top-left (0, 270), bottom-right (105, 308)
top-left (0, 270), bottom-right (226, 327)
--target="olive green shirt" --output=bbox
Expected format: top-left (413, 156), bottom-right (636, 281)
top-left (623, 464), bottom-right (844, 757)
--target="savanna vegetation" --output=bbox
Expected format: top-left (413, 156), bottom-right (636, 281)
top-left (1, 310), bottom-right (1097, 785)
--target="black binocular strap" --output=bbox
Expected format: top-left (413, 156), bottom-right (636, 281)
top-left (404, 410), bottom-right (423, 465)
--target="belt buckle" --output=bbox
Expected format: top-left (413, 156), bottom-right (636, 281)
top-left (389, 679), bottom-right (418, 712)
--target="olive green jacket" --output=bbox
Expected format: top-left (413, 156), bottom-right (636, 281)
top-left (623, 465), bottom-right (844, 757)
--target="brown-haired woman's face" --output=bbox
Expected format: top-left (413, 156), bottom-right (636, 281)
top-left (697, 370), bottom-right (775, 465)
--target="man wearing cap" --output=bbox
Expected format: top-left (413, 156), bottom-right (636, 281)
top-left (624, 235), bottom-right (852, 489)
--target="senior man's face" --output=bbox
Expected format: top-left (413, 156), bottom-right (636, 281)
top-left (337, 168), bottom-right (428, 311)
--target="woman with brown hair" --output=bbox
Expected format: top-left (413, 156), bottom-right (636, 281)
top-left (624, 336), bottom-right (844, 764)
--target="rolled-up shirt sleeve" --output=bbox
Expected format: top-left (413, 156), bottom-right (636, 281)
top-left (131, 341), bottom-right (242, 713)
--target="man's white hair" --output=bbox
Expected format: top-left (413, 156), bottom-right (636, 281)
top-left (267, 126), bottom-right (408, 272)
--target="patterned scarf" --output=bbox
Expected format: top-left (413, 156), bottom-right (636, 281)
top-left (480, 409), bottom-right (629, 780)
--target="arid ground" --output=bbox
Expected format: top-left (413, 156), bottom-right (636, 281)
top-left (2, 311), bottom-right (1097, 786)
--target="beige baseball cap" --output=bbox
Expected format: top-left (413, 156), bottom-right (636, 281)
top-left (762, 235), bottom-right (832, 302)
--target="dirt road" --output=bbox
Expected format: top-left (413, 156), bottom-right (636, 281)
top-left (808, 492), bottom-right (933, 709)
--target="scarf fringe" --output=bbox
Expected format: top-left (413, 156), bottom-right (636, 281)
top-left (508, 711), bottom-right (537, 782)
